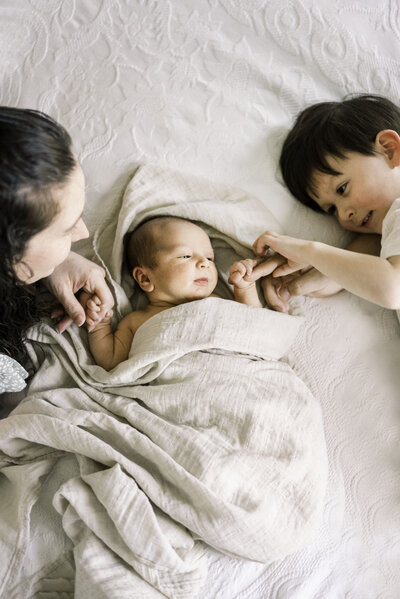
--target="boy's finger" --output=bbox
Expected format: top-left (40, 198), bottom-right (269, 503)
top-left (261, 278), bottom-right (290, 313)
top-left (273, 262), bottom-right (304, 277)
top-left (287, 270), bottom-right (343, 298)
top-left (247, 255), bottom-right (286, 280)
top-left (253, 231), bottom-right (280, 255)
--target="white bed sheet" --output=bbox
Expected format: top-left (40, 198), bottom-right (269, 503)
top-left (1, 1), bottom-right (400, 597)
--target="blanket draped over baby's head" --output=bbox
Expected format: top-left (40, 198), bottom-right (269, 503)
top-left (0, 165), bottom-right (328, 599)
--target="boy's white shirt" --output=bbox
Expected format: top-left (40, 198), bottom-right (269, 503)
top-left (381, 197), bottom-right (400, 259)
top-left (381, 196), bottom-right (400, 322)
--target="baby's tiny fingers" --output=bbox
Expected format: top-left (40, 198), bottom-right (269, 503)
top-left (229, 262), bottom-right (244, 276)
top-left (228, 270), bottom-right (243, 285)
top-left (87, 298), bottom-right (101, 312)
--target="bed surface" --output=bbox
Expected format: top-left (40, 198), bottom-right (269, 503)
top-left (1, 1), bottom-right (400, 597)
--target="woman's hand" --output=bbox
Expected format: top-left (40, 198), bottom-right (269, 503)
top-left (44, 251), bottom-right (114, 333)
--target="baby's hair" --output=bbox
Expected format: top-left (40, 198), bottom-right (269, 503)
top-left (279, 94), bottom-right (400, 211)
top-left (126, 215), bottom-right (191, 272)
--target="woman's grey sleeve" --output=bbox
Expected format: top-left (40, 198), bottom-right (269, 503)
top-left (0, 354), bottom-right (28, 394)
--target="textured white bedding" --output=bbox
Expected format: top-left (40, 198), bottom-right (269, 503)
top-left (1, 0), bottom-right (400, 597)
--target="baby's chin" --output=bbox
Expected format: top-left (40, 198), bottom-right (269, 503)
top-left (181, 290), bottom-right (216, 302)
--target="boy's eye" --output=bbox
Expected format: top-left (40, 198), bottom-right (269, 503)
top-left (207, 257), bottom-right (214, 262)
top-left (181, 255), bottom-right (191, 259)
top-left (336, 183), bottom-right (347, 195)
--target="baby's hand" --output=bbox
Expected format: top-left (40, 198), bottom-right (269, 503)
top-left (86, 295), bottom-right (113, 331)
top-left (229, 259), bottom-right (260, 289)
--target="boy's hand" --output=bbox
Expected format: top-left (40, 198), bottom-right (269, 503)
top-left (253, 231), bottom-right (310, 276)
top-left (261, 268), bottom-right (343, 312)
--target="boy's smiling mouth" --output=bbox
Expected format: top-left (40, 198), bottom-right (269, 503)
top-left (359, 210), bottom-right (373, 227)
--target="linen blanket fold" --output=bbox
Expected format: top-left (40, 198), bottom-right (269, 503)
top-left (0, 164), bottom-right (328, 599)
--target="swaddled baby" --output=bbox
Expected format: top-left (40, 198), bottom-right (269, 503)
top-left (87, 216), bottom-right (265, 370)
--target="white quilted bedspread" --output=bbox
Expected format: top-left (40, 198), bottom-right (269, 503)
top-left (1, 1), bottom-right (400, 597)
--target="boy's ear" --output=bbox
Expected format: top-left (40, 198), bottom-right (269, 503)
top-left (132, 266), bottom-right (154, 292)
top-left (375, 129), bottom-right (400, 166)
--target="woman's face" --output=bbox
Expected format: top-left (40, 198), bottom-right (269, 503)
top-left (14, 162), bottom-right (89, 284)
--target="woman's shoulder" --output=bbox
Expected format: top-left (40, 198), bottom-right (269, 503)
top-left (0, 353), bottom-right (28, 394)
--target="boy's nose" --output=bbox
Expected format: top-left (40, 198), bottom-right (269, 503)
top-left (340, 206), bottom-right (355, 222)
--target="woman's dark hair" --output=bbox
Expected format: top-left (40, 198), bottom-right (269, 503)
top-left (279, 94), bottom-right (400, 211)
top-left (0, 107), bottom-right (75, 363)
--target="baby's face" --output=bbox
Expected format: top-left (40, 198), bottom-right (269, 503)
top-left (149, 220), bottom-right (218, 303)
top-left (309, 151), bottom-right (400, 234)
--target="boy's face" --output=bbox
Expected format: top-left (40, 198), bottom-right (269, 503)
top-left (145, 220), bottom-right (218, 303)
top-left (309, 149), bottom-right (400, 234)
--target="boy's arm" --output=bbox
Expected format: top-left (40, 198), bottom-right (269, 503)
top-left (254, 231), bottom-right (400, 309)
top-left (88, 313), bottom-right (136, 371)
top-left (260, 234), bottom-right (381, 312)
top-left (346, 233), bottom-right (382, 255)
top-left (228, 259), bottom-right (263, 307)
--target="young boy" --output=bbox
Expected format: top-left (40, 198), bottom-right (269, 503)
top-left (252, 94), bottom-right (400, 318)
top-left (87, 216), bottom-right (263, 370)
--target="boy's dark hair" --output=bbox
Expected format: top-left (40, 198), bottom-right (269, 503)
top-left (126, 216), bottom-right (188, 272)
top-left (279, 94), bottom-right (400, 211)
top-left (0, 106), bottom-right (75, 363)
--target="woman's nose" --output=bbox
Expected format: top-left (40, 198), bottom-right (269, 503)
top-left (72, 219), bottom-right (90, 242)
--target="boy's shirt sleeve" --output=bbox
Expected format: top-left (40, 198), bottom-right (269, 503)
top-left (381, 197), bottom-right (400, 259)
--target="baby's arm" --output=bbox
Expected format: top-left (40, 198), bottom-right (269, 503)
top-left (87, 298), bottom-right (135, 370)
top-left (254, 231), bottom-right (400, 309)
top-left (228, 258), bottom-right (263, 306)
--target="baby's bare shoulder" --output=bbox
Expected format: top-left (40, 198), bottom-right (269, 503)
top-left (119, 309), bottom-right (150, 334)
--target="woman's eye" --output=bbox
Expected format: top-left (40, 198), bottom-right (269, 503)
top-left (337, 183), bottom-right (347, 195)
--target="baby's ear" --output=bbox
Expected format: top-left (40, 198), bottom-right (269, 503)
top-left (132, 266), bottom-right (154, 292)
top-left (375, 129), bottom-right (400, 166)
